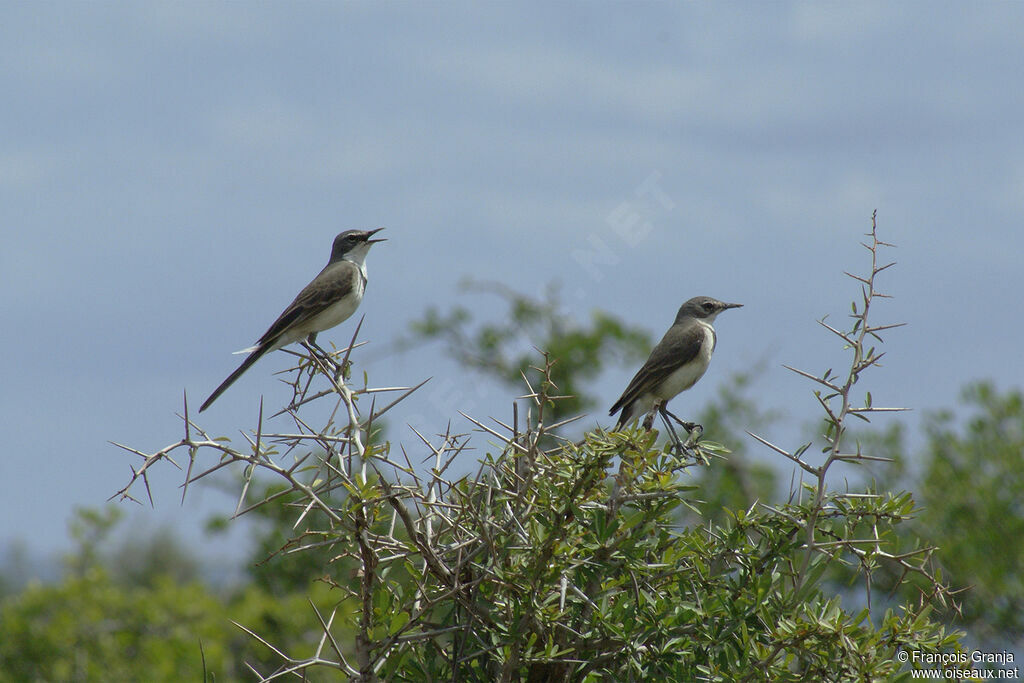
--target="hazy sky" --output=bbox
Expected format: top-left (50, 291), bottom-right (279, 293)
top-left (3, 2), bottom-right (1022, 565)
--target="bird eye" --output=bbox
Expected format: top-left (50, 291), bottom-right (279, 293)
top-left (703, 302), bottom-right (715, 311)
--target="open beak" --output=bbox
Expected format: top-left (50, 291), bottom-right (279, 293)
top-left (366, 227), bottom-right (387, 244)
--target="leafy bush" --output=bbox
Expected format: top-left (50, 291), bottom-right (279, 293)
top-left (106, 217), bottom-right (966, 680)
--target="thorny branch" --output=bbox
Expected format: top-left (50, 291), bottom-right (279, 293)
top-left (111, 215), bottom-right (958, 680)
top-left (742, 212), bottom-right (954, 678)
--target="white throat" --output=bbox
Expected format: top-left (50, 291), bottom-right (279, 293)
top-left (695, 318), bottom-right (718, 352)
top-left (342, 242), bottom-right (373, 280)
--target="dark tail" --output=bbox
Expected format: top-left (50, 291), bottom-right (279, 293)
top-left (199, 344), bottom-right (272, 412)
top-left (609, 403), bottom-right (628, 430)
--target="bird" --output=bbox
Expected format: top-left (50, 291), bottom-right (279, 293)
top-left (199, 228), bottom-right (385, 412)
top-left (609, 296), bottom-right (742, 443)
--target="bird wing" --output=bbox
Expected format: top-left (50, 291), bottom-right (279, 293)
top-left (256, 260), bottom-right (361, 347)
top-left (609, 323), bottom-right (707, 417)
top-left (200, 261), bottom-right (362, 413)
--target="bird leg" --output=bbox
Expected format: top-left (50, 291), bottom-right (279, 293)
top-left (301, 337), bottom-right (335, 375)
top-left (660, 413), bottom-right (682, 451)
top-left (303, 333), bottom-right (344, 377)
top-left (642, 405), bottom-right (658, 431)
top-left (305, 332), bottom-right (327, 358)
top-left (640, 404), bottom-right (700, 453)
top-left (658, 404), bottom-right (706, 454)
top-left (657, 404), bottom-right (686, 453)
top-left (661, 407), bottom-right (702, 435)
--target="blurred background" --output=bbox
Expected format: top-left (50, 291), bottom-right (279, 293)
top-left (1, 1), bottom-right (1021, 673)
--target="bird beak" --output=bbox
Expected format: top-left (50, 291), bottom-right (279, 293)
top-left (723, 302), bottom-right (743, 310)
top-left (366, 227), bottom-right (386, 244)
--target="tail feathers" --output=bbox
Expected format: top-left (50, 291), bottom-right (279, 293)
top-left (199, 344), bottom-right (272, 412)
top-left (610, 402), bottom-right (633, 430)
top-left (616, 408), bottom-right (631, 430)
top-left (232, 344), bottom-right (260, 355)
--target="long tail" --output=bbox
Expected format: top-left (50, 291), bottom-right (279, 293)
top-left (612, 403), bottom-right (633, 430)
top-left (199, 344), bottom-right (272, 412)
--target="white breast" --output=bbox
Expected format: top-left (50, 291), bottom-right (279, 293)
top-left (303, 276), bottom-right (364, 333)
top-left (620, 321), bottom-right (717, 424)
top-left (272, 267), bottom-right (366, 348)
top-left (653, 322), bottom-right (716, 400)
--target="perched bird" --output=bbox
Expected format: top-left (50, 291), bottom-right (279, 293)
top-left (609, 296), bottom-right (742, 438)
top-left (199, 228), bottom-right (385, 412)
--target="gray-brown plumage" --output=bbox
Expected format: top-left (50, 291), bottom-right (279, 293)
top-left (610, 296), bottom-right (742, 429)
top-left (199, 228), bottom-right (385, 412)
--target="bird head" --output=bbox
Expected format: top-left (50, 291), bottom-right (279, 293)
top-left (330, 228), bottom-right (386, 263)
top-left (676, 296), bottom-right (742, 324)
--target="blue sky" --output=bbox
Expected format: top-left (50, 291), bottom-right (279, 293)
top-left (2, 2), bottom-right (1022, 565)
